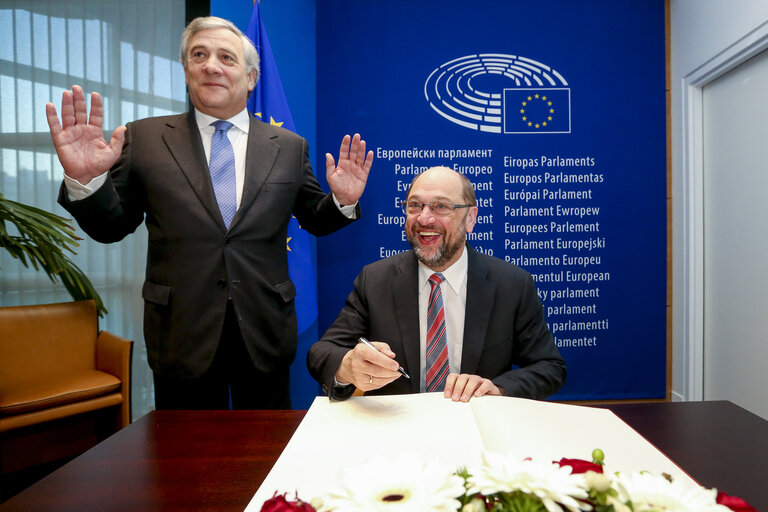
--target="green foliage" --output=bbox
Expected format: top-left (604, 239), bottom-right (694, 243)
top-left (0, 193), bottom-right (107, 316)
top-left (488, 491), bottom-right (548, 512)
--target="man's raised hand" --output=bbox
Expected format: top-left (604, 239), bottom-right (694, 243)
top-left (46, 85), bottom-right (126, 184)
top-left (325, 133), bottom-right (373, 206)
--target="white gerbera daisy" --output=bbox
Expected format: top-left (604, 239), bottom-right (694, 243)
top-left (318, 453), bottom-right (465, 512)
top-left (467, 451), bottom-right (590, 512)
top-left (613, 472), bottom-right (732, 512)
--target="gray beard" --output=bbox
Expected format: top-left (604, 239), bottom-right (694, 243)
top-left (408, 224), bottom-right (466, 269)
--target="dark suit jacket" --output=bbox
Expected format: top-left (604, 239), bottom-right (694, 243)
top-left (307, 244), bottom-right (566, 400)
top-left (59, 112), bottom-right (356, 378)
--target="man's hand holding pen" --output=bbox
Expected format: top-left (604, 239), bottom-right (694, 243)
top-left (334, 337), bottom-right (503, 401)
top-left (335, 339), bottom-right (405, 391)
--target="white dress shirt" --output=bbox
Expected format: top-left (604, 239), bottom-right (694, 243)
top-left (417, 248), bottom-right (469, 392)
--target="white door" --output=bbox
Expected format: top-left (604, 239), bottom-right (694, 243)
top-left (702, 48), bottom-right (768, 420)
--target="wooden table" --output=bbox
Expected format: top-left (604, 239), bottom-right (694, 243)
top-left (599, 400), bottom-right (767, 509)
top-left (1, 400), bottom-right (766, 511)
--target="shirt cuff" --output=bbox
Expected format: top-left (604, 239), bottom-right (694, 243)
top-left (333, 376), bottom-right (354, 388)
top-left (332, 194), bottom-right (358, 219)
top-left (63, 172), bottom-right (109, 201)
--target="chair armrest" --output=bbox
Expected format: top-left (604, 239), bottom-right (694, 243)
top-left (96, 331), bottom-right (133, 427)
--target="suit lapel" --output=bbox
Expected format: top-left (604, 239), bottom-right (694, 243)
top-left (230, 116), bottom-right (279, 230)
top-left (392, 254), bottom-right (421, 393)
top-left (461, 246), bottom-right (493, 374)
top-left (163, 112), bottom-right (224, 229)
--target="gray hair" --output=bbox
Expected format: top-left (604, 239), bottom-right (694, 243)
top-left (180, 16), bottom-right (260, 82)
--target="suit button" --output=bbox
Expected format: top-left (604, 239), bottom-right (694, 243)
top-left (224, 238), bottom-right (231, 247)
top-left (217, 279), bottom-right (226, 288)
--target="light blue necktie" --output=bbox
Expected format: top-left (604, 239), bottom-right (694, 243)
top-left (209, 120), bottom-right (237, 228)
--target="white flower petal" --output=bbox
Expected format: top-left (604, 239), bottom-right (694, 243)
top-left (319, 454), bottom-right (465, 512)
top-left (613, 472), bottom-right (732, 512)
top-left (466, 451), bottom-right (590, 511)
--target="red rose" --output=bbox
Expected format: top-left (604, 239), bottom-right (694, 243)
top-left (261, 492), bottom-right (316, 512)
top-left (716, 492), bottom-right (757, 512)
top-left (556, 458), bottom-right (603, 474)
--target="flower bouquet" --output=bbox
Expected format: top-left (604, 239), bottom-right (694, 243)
top-left (260, 449), bottom-right (756, 512)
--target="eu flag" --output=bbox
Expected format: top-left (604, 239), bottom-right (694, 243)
top-left (245, 2), bottom-right (319, 407)
top-left (503, 88), bottom-right (571, 134)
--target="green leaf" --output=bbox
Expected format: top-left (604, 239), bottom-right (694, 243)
top-left (0, 194), bottom-right (108, 316)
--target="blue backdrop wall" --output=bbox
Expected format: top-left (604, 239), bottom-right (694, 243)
top-left (211, 0), bottom-right (666, 402)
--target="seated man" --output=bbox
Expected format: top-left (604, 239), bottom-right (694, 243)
top-left (307, 166), bottom-right (566, 402)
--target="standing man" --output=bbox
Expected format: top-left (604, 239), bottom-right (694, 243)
top-left (46, 16), bottom-right (373, 410)
top-left (307, 166), bottom-right (565, 402)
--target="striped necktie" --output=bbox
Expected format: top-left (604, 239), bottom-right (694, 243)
top-left (426, 273), bottom-right (450, 392)
top-left (209, 120), bottom-right (237, 228)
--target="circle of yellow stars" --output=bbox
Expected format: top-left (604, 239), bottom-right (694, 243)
top-left (519, 93), bottom-right (555, 129)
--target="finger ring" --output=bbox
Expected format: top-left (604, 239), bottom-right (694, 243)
top-left (369, 375), bottom-right (373, 384)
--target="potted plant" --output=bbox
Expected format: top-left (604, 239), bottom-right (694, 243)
top-left (0, 193), bottom-right (107, 315)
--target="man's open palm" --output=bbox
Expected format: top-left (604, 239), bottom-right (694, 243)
top-left (46, 85), bottom-right (126, 184)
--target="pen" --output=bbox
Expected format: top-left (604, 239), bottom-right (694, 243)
top-left (358, 336), bottom-right (411, 379)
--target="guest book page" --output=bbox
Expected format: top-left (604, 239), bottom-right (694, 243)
top-left (246, 394), bottom-right (695, 510)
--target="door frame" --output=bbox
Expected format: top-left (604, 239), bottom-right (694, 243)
top-left (677, 20), bottom-right (768, 401)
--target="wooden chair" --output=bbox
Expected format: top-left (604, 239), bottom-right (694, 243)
top-left (0, 300), bottom-right (132, 483)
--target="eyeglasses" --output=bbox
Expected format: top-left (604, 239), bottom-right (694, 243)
top-left (401, 201), bottom-right (475, 217)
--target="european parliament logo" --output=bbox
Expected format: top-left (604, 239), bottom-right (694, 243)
top-left (424, 54), bottom-right (571, 134)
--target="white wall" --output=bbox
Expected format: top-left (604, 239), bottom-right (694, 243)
top-left (701, 52), bottom-right (768, 419)
top-left (670, 0), bottom-right (768, 402)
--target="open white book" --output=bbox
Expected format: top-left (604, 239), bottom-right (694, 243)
top-left (246, 394), bottom-right (695, 510)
